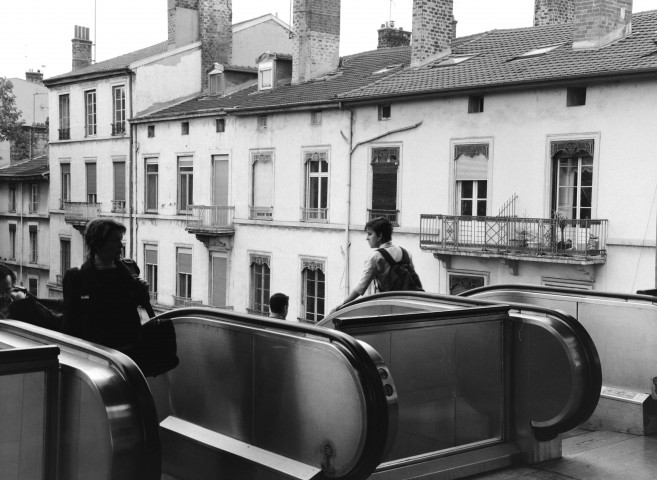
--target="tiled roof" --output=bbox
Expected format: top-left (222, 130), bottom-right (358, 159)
top-left (44, 42), bottom-right (169, 84)
top-left (134, 45), bottom-right (414, 120)
top-left (339, 10), bottom-right (657, 101)
top-left (0, 156), bottom-right (49, 181)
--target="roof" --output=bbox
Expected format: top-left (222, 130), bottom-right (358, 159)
top-left (339, 9), bottom-right (657, 101)
top-left (0, 156), bottom-right (49, 182)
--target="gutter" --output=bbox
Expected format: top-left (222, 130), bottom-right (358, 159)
top-left (43, 68), bottom-right (133, 88)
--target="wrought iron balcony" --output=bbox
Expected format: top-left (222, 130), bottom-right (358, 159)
top-left (368, 209), bottom-right (399, 226)
top-left (111, 200), bottom-right (126, 213)
top-left (420, 214), bottom-right (607, 264)
top-left (111, 121), bottom-right (126, 136)
top-left (249, 206), bottom-right (273, 220)
top-left (172, 295), bottom-right (203, 308)
top-left (63, 201), bottom-right (101, 227)
top-left (58, 128), bottom-right (70, 140)
top-left (301, 207), bottom-right (328, 223)
top-left (185, 205), bottom-right (235, 235)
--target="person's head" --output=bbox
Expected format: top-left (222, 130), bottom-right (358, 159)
top-left (365, 216), bottom-right (393, 248)
top-left (0, 264), bottom-right (16, 295)
top-left (269, 293), bottom-right (289, 319)
top-left (85, 218), bottom-right (126, 263)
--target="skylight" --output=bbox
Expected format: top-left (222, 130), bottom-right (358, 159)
top-left (373, 64), bottom-right (404, 75)
top-left (430, 55), bottom-right (476, 68)
top-left (515, 44), bottom-right (561, 59)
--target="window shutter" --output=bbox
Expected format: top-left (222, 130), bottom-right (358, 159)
top-left (372, 163), bottom-right (398, 210)
top-left (145, 246), bottom-right (157, 264)
top-left (114, 162), bottom-right (126, 201)
top-left (455, 154), bottom-right (488, 181)
top-left (253, 160), bottom-right (273, 207)
top-left (178, 251), bottom-right (192, 274)
top-left (86, 163), bottom-right (97, 194)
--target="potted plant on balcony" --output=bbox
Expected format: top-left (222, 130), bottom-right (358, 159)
top-left (553, 210), bottom-right (570, 252)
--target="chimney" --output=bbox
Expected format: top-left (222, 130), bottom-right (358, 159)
top-left (411, 0), bottom-right (454, 67)
top-left (168, 0), bottom-right (200, 49)
top-left (534, 0), bottom-right (575, 26)
top-left (25, 69), bottom-right (44, 84)
top-left (72, 25), bottom-right (92, 71)
top-left (573, 0), bottom-right (633, 49)
top-left (199, 0), bottom-right (233, 90)
top-left (292, 0), bottom-right (341, 85)
top-left (377, 21), bottom-right (412, 48)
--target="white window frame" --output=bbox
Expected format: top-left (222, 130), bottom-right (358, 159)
top-left (8, 224), bottom-right (17, 259)
top-left (29, 225), bottom-right (38, 264)
top-left (249, 253), bottom-right (271, 315)
top-left (369, 145), bottom-right (401, 226)
top-left (176, 247), bottom-right (193, 299)
top-left (60, 163), bottom-right (71, 208)
top-left (144, 243), bottom-right (158, 300)
top-left (112, 85), bottom-right (126, 133)
top-left (302, 149), bottom-right (329, 222)
top-left (84, 89), bottom-right (97, 136)
top-left (145, 158), bottom-right (159, 212)
top-left (29, 183), bottom-right (39, 213)
top-left (86, 161), bottom-right (97, 204)
top-left (300, 257), bottom-right (326, 324)
top-left (259, 60), bottom-right (273, 90)
top-left (177, 157), bottom-right (194, 213)
top-left (59, 94), bottom-right (70, 131)
top-left (250, 150), bottom-right (274, 219)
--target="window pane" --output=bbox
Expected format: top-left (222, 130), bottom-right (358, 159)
top-left (461, 200), bottom-right (473, 216)
top-left (477, 181), bottom-right (487, 199)
top-left (461, 181), bottom-right (473, 199)
top-left (477, 200), bottom-right (487, 216)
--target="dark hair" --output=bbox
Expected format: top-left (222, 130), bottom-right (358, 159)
top-left (365, 216), bottom-right (393, 243)
top-left (269, 293), bottom-right (289, 314)
top-left (0, 263), bottom-right (16, 285)
top-left (84, 218), bottom-right (126, 261)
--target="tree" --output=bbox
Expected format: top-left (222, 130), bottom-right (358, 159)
top-left (0, 77), bottom-right (24, 142)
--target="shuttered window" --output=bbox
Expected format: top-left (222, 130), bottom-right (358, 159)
top-left (113, 162), bottom-right (126, 201)
top-left (86, 163), bottom-right (97, 203)
top-left (371, 147), bottom-right (399, 213)
top-left (176, 248), bottom-right (192, 298)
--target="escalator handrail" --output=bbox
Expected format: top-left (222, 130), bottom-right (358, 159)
top-left (149, 307), bottom-right (394, 480)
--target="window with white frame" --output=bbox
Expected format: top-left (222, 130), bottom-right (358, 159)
top-left (85, 90), bottom-right (97, 136)
top-left (311, 110), bottom-right (322, 125)
top-left (249, 253), bottom-right (270, 315)
top-left (259, 62), bottom-right (273, 90)
top-left (176, 247), bottom-right (193, 299)
top-left (113, 161), bottom-right (126, 212)
top-left (59, 94), bottom-right (70, 139)
top-left (454, 144), bottom-right (489, 216)
top-left (257, 115), bottom-right (267, 130)
top-left (144, 244), bottom-right (158, 300)
top-left (303, 150), bottom-right (329, 222)
top-left (61, 163), bottom-right (71, 208)
top-left (551, 140), bottom-right (594, 220)
top-left (300, 258), bottom-right (325, 323)
top-left (60, 238), bottom-right (71, 278)
top-left (29, 184), bottom-right (39, 213)
top-left (29, 225), bottom-right (38, 263)
top-left (112, 85), bottom-right (126, 135)
top-left (86, 162), bottom-right (97, 203)
top-left (8, 185), bottom-right (16, 212)
top-left (177, 157), bottom-right (193, 213)
top-left (145, 159), bottom-right (159, 212)
top-left (9, 224), bottom-right (16, 259)
top-left (210, 252), bottom-right (228, 308)
top-left (370, 146), bottom-right (400, 225)
top-left (250, 151), bottom-right (273, 219)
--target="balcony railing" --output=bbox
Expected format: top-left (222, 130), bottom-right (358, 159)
top-left (111, 121), bottom-right (126, 136)
top-left (172, 295), bottom-right (203, 308)
top-left (58, 128), bottom-right (70, 140)
top-left (63, 201), bottom-right (101, 226)
top-left (301, 207), bottom-right (328, 223)
top-left (420, 214), bottom-right (607, 263)
top-left (368, 209), bottom-right (399, 226)
top-left (249, 206), bottom-right (273, 220)
top-left (185, 205), bottom-right (235, 234)
top-left (111, 200), bottom-right (126, 213)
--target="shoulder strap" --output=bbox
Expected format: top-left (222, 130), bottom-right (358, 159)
top-left (377, 248), bottom-right (397, 266)
top-left (399, 247), bottom-right (411, 264)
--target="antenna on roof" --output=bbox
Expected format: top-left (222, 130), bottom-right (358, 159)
top-left (93, 0), bottom-right (97, 63)
top-left (389, 0), bottom-right (396, 23)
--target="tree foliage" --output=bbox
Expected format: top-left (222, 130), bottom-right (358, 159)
top-left (0, 77), bottom-right (24, 142)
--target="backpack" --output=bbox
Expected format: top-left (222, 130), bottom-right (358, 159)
top-left (376, 247), bottom-right (424, 292)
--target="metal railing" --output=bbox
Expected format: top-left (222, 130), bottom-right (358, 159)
top-left (185, 205), bottom-right (235, 232)
top-left (249, 206), bottom-right (273, 220)
top-left (111, 200), bottom-right (126, 213)
top-left (111, 122), bottom-right (126, 136)
top-left (420, 214), bottom-right (607, 260)
top-left (63, 201), bottom-right (101, 225)
top-left (172, 295), bottom-right (203, 307)
top-left (58, 128), bottom-right (70, 140)
top-left (368, 209), bottom-right (399, 226)
top-left (301, 207), bottom-right (328, 223)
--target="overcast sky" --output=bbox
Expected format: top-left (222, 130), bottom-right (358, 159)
top-left (2, 0), bottom-right (657, 80)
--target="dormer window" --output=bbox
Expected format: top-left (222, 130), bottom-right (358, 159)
top-left (259, 63), bottom-right (273, 90)
top-left (208, 63), bottom-right (225, 95)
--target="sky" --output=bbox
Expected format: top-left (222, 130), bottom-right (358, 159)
top-left (2, 0), bottom-right (657, 81)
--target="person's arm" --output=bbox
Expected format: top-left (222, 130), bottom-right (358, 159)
top-left (331, 254), bottom-right (378, 312)
top-left (62, 268), bottom-right (84, 337)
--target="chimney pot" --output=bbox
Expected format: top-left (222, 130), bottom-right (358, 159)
top-left (71, 25), bottom-right (93, 71)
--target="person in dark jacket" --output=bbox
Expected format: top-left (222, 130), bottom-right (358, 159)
top-left (63, 218), bottom-right (148, 350)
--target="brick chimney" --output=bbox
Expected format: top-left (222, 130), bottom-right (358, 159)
top-left (72, 25), bottom-right (92, 71)
top-left (168, 0), bottom-right (200, 49)
top-left (378, 21), bottom-right (412, 48)
top-left (534, 0), bottom-right (574, 26)
top-left (573, 0), bottom-right (633, 49)
top-left (25, 69), bottom-right (44, 84)
top-left (292, 0), bottom-right (341, 85)
top-left (411, 0), bottom-right (454, 67)
top-left (199, 0), bottom-right (233, 89)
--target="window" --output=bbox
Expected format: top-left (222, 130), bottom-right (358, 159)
top-left (468, 95), bottom-right (484, 113)
top-left (210, 253), bottom-right (228, 308)
top-left (250, 151), bottom-right (273, 219)
top-left (311, 110), bottom-right (322, 125)
top-left (448, 271), bottom-right (487, 295)
top-left (112, 85), bottom-right (126, 135)
top-left (144, 244), bottom-right (158, 301)
top-left (567, 87), bottom-right (586, 107)
top-left (61, 163), bottom-right (71, 209)
top-left (177, 157), bottom-right (193, 213)
top-left (29, 184), bottom-right (39, 213)
top-left (8, 185), bottom-right (16, 212)
top-left (113, 161), bottom-right (126, 212)
top-left (86, 163), bottom-right (97, 203)
top-left (378, 104), bottom-right (391, 120)
top-left (209, 72), bottom-right (225, 94)
top-left (454, 144), bottom-right (489, 216)
top-left (259, 67), bottom-right (272, 89)
top-left (303, 150), bottom-right (329, 222)
top-left (29, 225), bottom-right (38, 264)
top-left (176, 248), bottom-right (192, 299)
top-left (181, 121), bottom-right (189, 135)
top-left (28, 277), bottom-right (38, 296)
top-left (249, 254), bottom-right (270, 315)
top-left (216, 118), bottom-right (225, 133)
top-left (552, 141), bottom-right (593, 220)
top-left (145, 159), bottom-right (159, 212)
top-left (85, 90), bottom-right (97, 136)
top-left (257, 115), bottom-right (268, 130)
top-left (300, 259), bottom-right (325, 323)
top-left (59, 94), bottom-right (70, 140)
top-left (147, 125), bottom-right (155, 138)
top-left (60, 239), bottom-right (71, 276)
top-left (370, 147), bottom-right (400, 225)
top-left (9, 224), bottom-right (16, 259)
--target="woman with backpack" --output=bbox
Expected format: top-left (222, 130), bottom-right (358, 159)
top-left (333, 217), bottom-right (423, 312)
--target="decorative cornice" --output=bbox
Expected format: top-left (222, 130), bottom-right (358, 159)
top-left (304, 150), bottom-right (328, 163)
top-left (455, 143), bottom-right (489, 159)
top-left (249, 253), bottom-right (271, 267)
top-left (251, 151), bottom-right (273, 165)
top-left (301, 257), bottom-right (325, 272)
top-left (551, 139), bottom-right (594, 158)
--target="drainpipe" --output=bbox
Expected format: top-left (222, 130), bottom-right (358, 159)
top-left (339, 103), bottom-right (354, 298)
top-left (19, 183), bottom-right (24, 284)
top-left (128, 72), bottom-right (135, 259)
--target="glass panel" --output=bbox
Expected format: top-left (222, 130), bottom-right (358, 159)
top-left (461, 180), bottom-right (473, 198)
top-left (477, 181), bottom-right (487, 199)
top-left (461, 200), bottom-right (472, 216)
top-left (477, 200), bottom-right (487, 216)
top-left (320, 177), bottom-right (328, 209)
top-left (309, 177), bottom-right (319, 209)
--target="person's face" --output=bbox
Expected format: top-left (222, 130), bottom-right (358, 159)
top-left (366, 227), bottom-right (382, 248)
top-left (97, 229), bottom-right (124, 262)
top-left (1, 274), bottom-right (13, 296)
